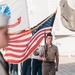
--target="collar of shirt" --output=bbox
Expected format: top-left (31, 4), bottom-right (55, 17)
top-left (48, 44), bottom-right (53, 48)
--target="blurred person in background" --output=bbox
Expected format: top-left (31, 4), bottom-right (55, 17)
top-left (32, 45), bottom-right (42, 75)
top-left (0, 4), bottom-right (10, 75)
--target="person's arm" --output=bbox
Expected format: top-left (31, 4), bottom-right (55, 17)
top-left (55, 46), bottom-right (59, 71)
top-left (33, 50), bottom-right (39, 56)
top-left (39, 56), bottom-right (46, 61)
top-left (55, 54), bottom-right (59, 71)
top-left (34, 51), bottom-right (46, 62)
top-left (38, 46), bottom-right (46, 61)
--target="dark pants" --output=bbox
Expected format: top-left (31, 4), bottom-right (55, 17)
top-left (42, 62), bottom-right (55, 75)
top-left (22, 58), bottom-right (31, 75)
top-left (9, 64), bottom-right (13, 74)
top-left (13, 64), bottom-right (18, 75)
top-left (32, 59), bottom-right (42, 75)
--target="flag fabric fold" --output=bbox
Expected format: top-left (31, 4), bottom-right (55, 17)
top-left (4, 11), bottom-right (56, 64)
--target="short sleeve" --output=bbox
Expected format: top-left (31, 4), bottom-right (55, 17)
top-left (55, 46), bottom-right (59, 56)
top-left (39, 46), bottom-right (45, 57)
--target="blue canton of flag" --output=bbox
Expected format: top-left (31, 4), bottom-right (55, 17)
top-left (32, 12), bottom-right (56, 35)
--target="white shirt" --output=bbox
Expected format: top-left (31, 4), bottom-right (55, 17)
top-left (31, 45), bottom-right (43, 59)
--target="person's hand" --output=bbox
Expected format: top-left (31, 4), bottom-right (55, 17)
top-left (9, 71), bottom-right (12, 75)
top-left (42, 57), bottom-right (46, 61)
top-left (56, 67), bottom-right (58, 71)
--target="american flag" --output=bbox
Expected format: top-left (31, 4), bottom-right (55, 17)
top-left (4, 12), bottom-right (56, 64)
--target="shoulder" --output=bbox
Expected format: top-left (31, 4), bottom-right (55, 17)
top-left (39, 45), bottom-right (45, 53)
top-left (52, 44), bottom-right (58, 48)
top-left (52, 44), bottom-right (58, 51)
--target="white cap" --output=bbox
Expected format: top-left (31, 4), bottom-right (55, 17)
top-left (0, 14), bottom-right (9, 27)
top-left (0, 4), bottom-right (11, 27)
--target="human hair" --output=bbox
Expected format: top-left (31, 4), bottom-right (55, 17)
top-left (47, 32), bottom-right (52, 37)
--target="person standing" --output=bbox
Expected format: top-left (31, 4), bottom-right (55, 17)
top-left (32, 45), bottom-right (42, 75)
top-left (22, 55), bottom-right (32, 75)
top-left (39, 32), bottom-right (59, 75)
top-left (0, 10), bottom-right (10, 75)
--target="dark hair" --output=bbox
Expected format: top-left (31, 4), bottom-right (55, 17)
top-left (47, 32), bottom-right (52, 37)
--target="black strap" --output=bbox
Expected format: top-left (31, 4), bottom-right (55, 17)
top-left (44, 44), bottom-right (48, 58)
